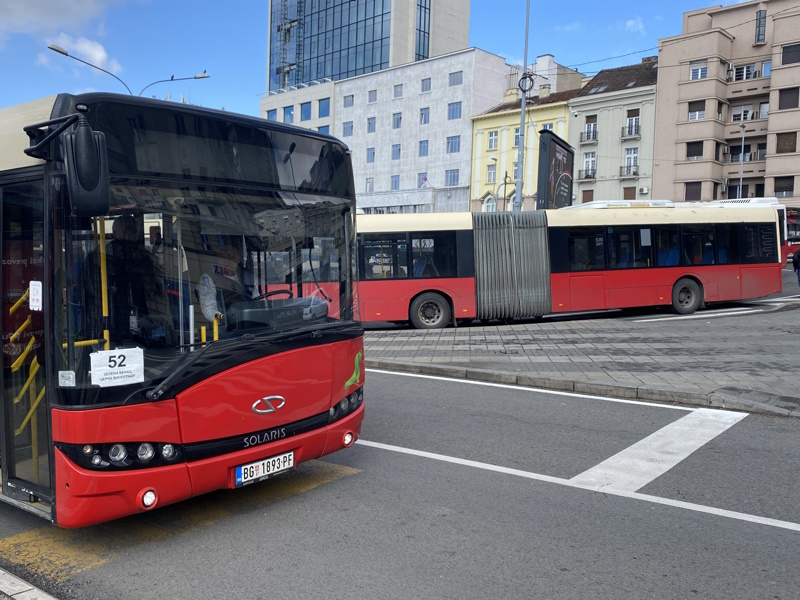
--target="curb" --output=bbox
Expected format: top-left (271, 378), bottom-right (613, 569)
top-left (0, 567), bottom-right (57, 600)
top-left (365, 358), bottom-right (800, 418)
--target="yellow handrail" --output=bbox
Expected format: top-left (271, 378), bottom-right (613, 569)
top-left (12, 357), bottom-right (39, 405)
top-left (9, 315), bottom-right (31, 342)
top-left (15, 386), bottom-right (46, 436)
top-left (11, 336), bottom-right (35, 372)
top-left (62, 338), bottom-right (103, 349)
top-left (9, 289), bottom-right (29, 315)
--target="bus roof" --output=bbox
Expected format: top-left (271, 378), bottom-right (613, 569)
top-left (356, 212), bottom-right (473, 233)
top-left (0, 95), bottom-right (56, 170)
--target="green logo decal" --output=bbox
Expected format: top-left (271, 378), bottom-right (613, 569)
top-left (344, 350), bottom-right (362, 389)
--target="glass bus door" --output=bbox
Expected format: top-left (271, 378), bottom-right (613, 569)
top-left (0, 180), bottom-right (53, 511)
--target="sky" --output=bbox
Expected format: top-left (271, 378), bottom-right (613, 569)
top-left (0, 0), bottom-right (752, 116)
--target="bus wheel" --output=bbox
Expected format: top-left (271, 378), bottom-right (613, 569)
top-left (410, 293), bottom-right (451, 329)
top-left (671, 278), bottom-right (702, 314)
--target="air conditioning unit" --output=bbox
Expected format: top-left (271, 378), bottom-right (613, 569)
top-left (722, 178), bottom-right (729, 187)
top-left (722, 146), bottom-right (730, 154)
top-left (639, 187), bottom-right (649, 194)
top-left (727, 70), bottom-right (735, 82)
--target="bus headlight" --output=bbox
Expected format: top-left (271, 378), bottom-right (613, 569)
top-left (137, 443), bottom-right (155, 462)
top-left (108, 443), bottom-right (128, 463)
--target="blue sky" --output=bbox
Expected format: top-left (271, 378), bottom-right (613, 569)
top-left (0, 0), bottom-right (749, 115)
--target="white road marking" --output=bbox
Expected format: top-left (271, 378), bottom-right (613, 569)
top-left (569, 409), bottom-right (747, 492)
top-left (634, 308), bottom-right (762, 322)
top-left (356, 438), bottom-right (800, 533)
top-left (365, 369), bottom-right (696, 412)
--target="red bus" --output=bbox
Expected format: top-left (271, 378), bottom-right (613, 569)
top-left (0, 93), bottom-right (364, 527)
top-left (786, 205), bottom-right (800, 260)
top-left (356, 201), bottom-right (783, 328)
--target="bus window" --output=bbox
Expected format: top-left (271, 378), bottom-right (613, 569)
top-left (608, 226), bottom-right (653, 269)
top-left (410, 231), bottom-right (457, 278)
top-left (567, 227), bottom-right (605, 271)
top-left (741, 223), bottom-right (778, 263)
top-left (682, 225), bottom-right (715, 265)
top-left (655, 225), bottom-right (680, 267)
top-left (716, 224), bottom-right (735, 264)
top-left (362, 233), bottom-right (408, 279)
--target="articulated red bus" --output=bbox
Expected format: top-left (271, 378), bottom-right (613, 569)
top-left (0, 93), bottom-right (364, 527)
top-left (786, 205), bottom-right (800, 260)
top-left (356, 201), bottom-right (783, 328)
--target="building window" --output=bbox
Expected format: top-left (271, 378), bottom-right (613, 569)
top-left (300, 102), bottom-right (311, 121)
top-left (779, 88), bottom-right (799, 110)
top-left (487, 163), bottom-right (496, 184)
top-left (283, 106), bottom-right (294, 124)
top-left (449, 71), bottom-right (463, 86)
top-left (690, 60), bottom-right (708, 80)
top-left (366, 147), bottom-right (375, 163)
top-left (775, 176), bottom-right (794, 197)
top-left (733, 64), bottom-right (758, 81)
top-left (542, 123), bottom-right (553, 131)
top-left (625, 109), bottom-right (640, 136)
top-left (343, 95), bottom-right (354, 108)
top-left (391, 175), bottom-right (400, 191)
top-left (421, 78), bottom-right (431, 92)
top-left (514, 127), bottom-right (520, 147)
top-left (731, 105), bottom-right (753, 121)
top-left (582, 189), bottom-right (594, 203)
top-left (760, 102), bottom-right (770, 119)
top-left (688, 100), bottom-right (705, 120)
top-left (685, 182), bottom-right (702, 201)
top-left (445, 169), bottom-right (459, 187)
top-left (447, 102), bottom-right (462, 120)
top-left (488, 130), bottom-right (498, 150)
top-left (418, 172), bottom-right (428, 188)
top-left (420, 107), bottom-right (430, 125)
top-left (755, 9), bottom-right (767, 44)
top-left (367, 116), bottom-right (376, 133)
top-left (318, 125), bottom-right (329, 134)
top-left (776, 132), bottom-right (797, 154)
top-left (583, 152), bottom-right (596, 178)
top-left (343, 121), bottom-right (353, 137)
top-left (625, 147), bottom-right (639, 173)
top-left (368, 90), bottom-right (377, 103)
top-left (763, 61), bottom-right (772, 77)
top-left (783, 44), bottom-right (800, 65)
top-left (686, 141), bottom-right (704, 161)
top-left (392, 144), bottom-right (401, 160)
top-left (584, 115), bottom-right (597, 141)
top-left (319, 98), bottom-right (330, 118)
top-left (267, 109), bottom-right (277, 121)
top-left (365, 177), bottom-right (374, 193)
top-left (446, 135), bottom-right (461, 154)
top-left (392, 112), bottom-right (402, 129)
top-left (394, 84), bottom-right (403, 98)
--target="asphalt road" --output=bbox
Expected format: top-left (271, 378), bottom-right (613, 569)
top-left (1, 370), bottom-right (799, 599)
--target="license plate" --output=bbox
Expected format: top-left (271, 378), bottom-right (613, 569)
top-left (235, 451), bottom-right (294, 487)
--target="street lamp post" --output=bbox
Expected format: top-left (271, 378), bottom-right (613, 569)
top-left (48, 44), bottom-right (209, 97)
top-left (48, 44), bottom-right (133, 95)
top-left (738, 122), bottom-right (746, 199)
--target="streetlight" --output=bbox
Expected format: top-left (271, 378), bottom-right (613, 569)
top-left (48, 44), bottom-right (210, 97)
top-left (48, 44), bottom-right (133, 95)
top-left (139, 72), bottom-right (210, 97)
top-left (490, 158), bottom-right (511, 211)
top-left (738, 122), bottom-right (746, 199)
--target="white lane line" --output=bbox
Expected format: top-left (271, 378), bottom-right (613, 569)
top-left (356, 439), bottom-right (800, 533)
top-left (634, 308), bottom-right (762, 323)
top-left (365, 369), bottom-right (695, 412)
top-left (569, 409), bottom-right (747, 492)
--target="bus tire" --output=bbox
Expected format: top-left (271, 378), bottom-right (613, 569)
top-left (671, 278), bottom-right (702, 314)
top-left (410, 293), bottom-right (451, 329)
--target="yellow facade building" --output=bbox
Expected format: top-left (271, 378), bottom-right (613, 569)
top-left (470, 86), bottom-right (580, 211)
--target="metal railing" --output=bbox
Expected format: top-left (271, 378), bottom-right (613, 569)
top-left (620, 165), bottom-right (639, 177)
top-left (621, 124), bottom-right (641, 138)
top-left (579, 169), bottom-right (596, 180)
top-left (580, 130), bottom-right (598, 143)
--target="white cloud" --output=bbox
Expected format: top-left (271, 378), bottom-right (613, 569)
top-left (43, 32), bottom-right (123, 74)
top-left (624, 16), bottom-right (646, 36)
top-left (0, 0), bottom-right (120, 35)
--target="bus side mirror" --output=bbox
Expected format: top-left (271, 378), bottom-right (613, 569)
top-left (63, 116), bottom-right (110, 217)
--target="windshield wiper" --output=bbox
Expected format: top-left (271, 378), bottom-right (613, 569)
top-left (145, 326), bottom-right (338, 401)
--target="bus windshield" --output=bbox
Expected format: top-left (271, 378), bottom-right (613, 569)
top-left (52, 98), bottom-right (355, 407)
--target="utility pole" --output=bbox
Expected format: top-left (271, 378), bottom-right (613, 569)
top-left (514, 0), bottom-right (531, 212)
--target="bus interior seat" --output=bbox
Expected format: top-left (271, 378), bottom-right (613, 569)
top-left (413, 258), bottom-right (426, 277)
top-left (616, 253), bottom-right (632, 268)
top-left (665, 247), bottom-right (679, 266)
top-left (718, 249), bottom-right (727, 264)
top-left (702, 247), bottom-right (714, 264)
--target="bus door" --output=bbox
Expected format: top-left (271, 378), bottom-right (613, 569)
top-left (0, 180), bottom-right (53, 510)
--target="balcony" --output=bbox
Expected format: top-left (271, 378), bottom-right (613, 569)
top-left (580, 131), bottom-right (598, 144)
top-left (729, 151), bottom-right (767, 164)
top-left (619, 165), bottom-right (639, 178)
top-left (579, 169), bottom-right (596, 180)
top-left (621, 124), bottom-right (641, 139)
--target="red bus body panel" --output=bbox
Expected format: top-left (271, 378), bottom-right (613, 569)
top-left (550, 264), bottom-right (781, 313)
top-left (51, 337), bottom-right (364, 528)
top-left (356, 278), bottom-right (477, 322)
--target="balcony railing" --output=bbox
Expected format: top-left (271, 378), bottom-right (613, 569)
top-left (621, 124), bottom-right (641, 138)
top-left (729, 151), bottom-right (767, 163)
top-left (580, 130), bottom-right (598, 143)
top-left (579, 169), bottom-right (596, 180)
top-left (620, 165), bottom-right (639, 177)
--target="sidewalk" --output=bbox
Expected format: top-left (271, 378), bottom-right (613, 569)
top-left (363, 298), bottom-right (800, 417)
top-left (0, 567), bottom-right (57, 600)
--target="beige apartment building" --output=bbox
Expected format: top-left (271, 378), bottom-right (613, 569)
top-left (653, 0), bottom-right (800, 202)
